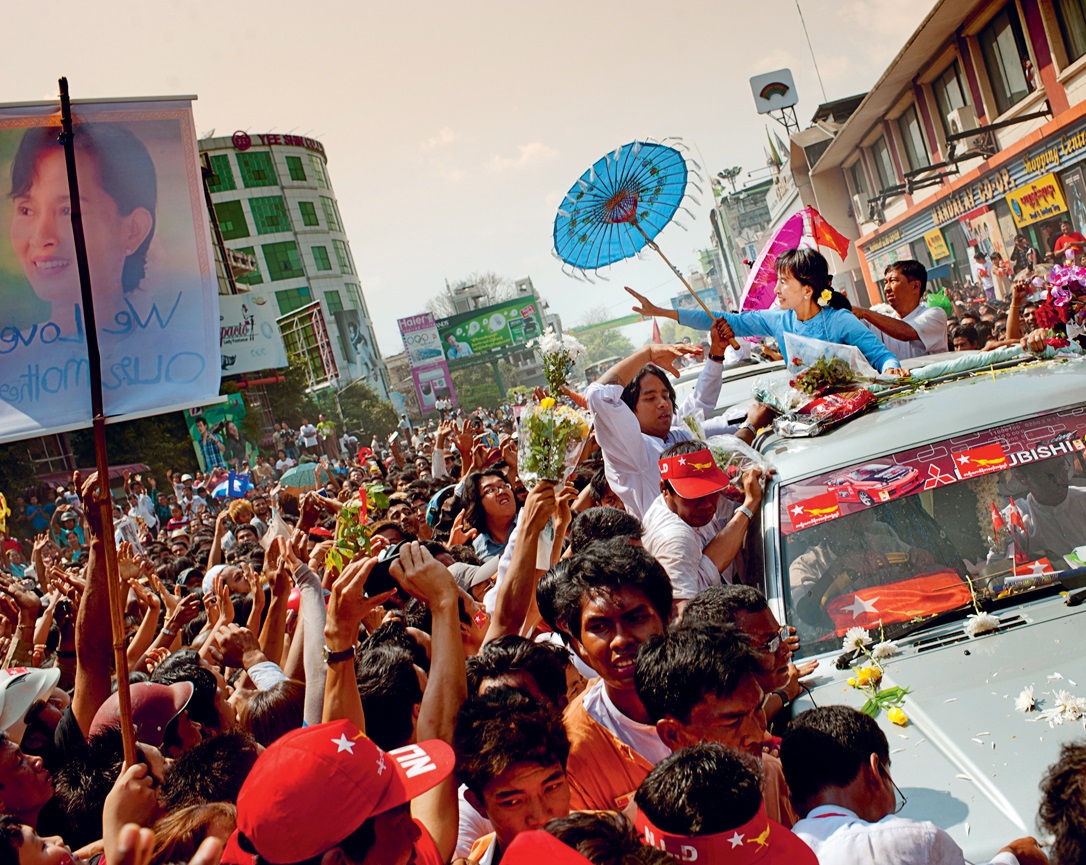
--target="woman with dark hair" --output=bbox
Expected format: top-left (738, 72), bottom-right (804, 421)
top-left (9, 123), bottom-right (156, 335)
top-left (629, 248), bottom-right (906, 375)
top-left (460, 468), bottom-right (518, 562)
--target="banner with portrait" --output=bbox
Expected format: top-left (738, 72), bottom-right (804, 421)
top-left (0, 97), bottom-right (221, 444)
top-left (397, 312), bottom-right (457, 414)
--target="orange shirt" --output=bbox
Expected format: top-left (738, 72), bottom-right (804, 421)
top-left (563, 688), bottom-right (656, 811)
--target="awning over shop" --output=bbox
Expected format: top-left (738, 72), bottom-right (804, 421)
top-left (928, 263), bottom-right (954, 281)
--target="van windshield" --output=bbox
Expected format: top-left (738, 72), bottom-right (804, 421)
top-left (778, 410), bottom-right (1086, 660)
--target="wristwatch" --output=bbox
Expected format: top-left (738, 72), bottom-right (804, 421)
top-left (322, 644), bottom-right (357, 664)
top-left (772, 688), bottom-right (792, 710)
top-left (708, 352), bottom-right (726, 362)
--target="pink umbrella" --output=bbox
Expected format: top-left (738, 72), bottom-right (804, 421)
top-left (740, 206), bottom-right (851, 312)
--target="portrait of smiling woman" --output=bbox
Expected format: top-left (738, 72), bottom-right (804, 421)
top-left (9, 122), bottom-right (156, 335)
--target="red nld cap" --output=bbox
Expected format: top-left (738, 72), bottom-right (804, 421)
top-left (308, 525), bottom-right (335, 538)
top-left (634, 802), bottom-right (818, 864)
top-left (502, 830), bottom-right (594, 865)
top-left (235, 720), bottom-right (453, 865)
top-left (659, 448), bottom-right (731, 499)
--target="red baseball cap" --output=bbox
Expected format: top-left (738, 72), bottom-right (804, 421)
top-left (231, 719), bottom-right (454, 865)
top-left (634, 802), bottom-right (817, 863)
top-left (308, 525), bottom-right (334, 539)
top-left (502, 831), bottom-right (593, 865)
top-left (89, 681), bottom-right (193, 748)
top-left (659, 448), bottom-right (731, 499)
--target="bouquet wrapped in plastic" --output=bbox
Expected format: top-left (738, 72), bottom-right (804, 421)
top-left (684, 413), bottom-right (773, 502)
top-left (518, 330), bottom-right (591, 566)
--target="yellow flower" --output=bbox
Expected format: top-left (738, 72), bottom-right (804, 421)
top-left (818, 289), bottom-right (833, 307)
top-left (887, 707), bottom-right (908, 726)
top-left (540, 397), bottom-right (556, 410)
top-left (856, 666), bottom-right (882, 687)
top-left (847, 678), bottom-right (858, 688)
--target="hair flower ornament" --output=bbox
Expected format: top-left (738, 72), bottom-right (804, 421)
top-left (817, 289), bottom-right (833, 308)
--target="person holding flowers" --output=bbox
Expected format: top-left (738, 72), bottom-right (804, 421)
top-left (627, 248), bottom-right (906, 376)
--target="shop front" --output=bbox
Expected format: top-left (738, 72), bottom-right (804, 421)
top-left (856, 105), bottom-right (1086, 304)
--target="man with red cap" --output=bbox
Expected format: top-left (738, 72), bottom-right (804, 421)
top-left (634, 743), bottom-right (817, 863)
top-left (642, 441), bottom-right (765, 614)
top-left (225, 719), bottom-right (454, 865)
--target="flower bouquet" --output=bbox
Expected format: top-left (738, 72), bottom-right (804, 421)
top-left (323, 483), bottom-right (391, 575)
top-left (683, 414), bottom-right (772, 502)
top-left (842, 626), bottom-right (909, 722)
top-left (518, 330), bottom-right (591, 567)
top-left (1029, 250), bottom-right (1086, 348)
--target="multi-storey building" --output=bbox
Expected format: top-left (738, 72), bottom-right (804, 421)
top-left (199, 132), bottom-right (389, 397)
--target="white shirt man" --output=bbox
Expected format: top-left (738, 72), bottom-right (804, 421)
top-left (857, 261), bottom-right (948, 360)
top-left (299, 422), bottom-right (318, 449)
top-left (641, 446), bottom-right (763, 607)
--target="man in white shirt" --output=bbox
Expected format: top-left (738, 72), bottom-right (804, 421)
top-left (781, 705), bottom-right (1047, 865)
top-left (298, 419), bottom-right (319, 455)
top-left (584, 323), bottom-right (732, 521)
top-left (854, 260), bottom-right (948, 360)
top-left (642, 443), bottom-right (764, 613)
top-left (1001, 456), bottom-right (1086, 565)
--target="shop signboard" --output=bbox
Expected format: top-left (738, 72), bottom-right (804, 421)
top-left (1006, 172), bottom-right (1069, 227)
top-left (923, 229), bottom-right (950, 260)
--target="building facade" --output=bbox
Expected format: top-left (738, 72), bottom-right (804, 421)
top-left (790, 0), bottom-right (1086, 304)
top-left (199, 132), bottom-right (389, 398)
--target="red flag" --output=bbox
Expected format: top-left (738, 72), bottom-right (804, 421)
top-left (812, 209), bottom-right (851, 260)
top-left (651, 318), bottom-right (662, 345)
top-left (1008, 497), bottom-right (1026, 530)
top-left (786, 491), bottom-right (842, 532)
top-left (990, 503), bottom-right (1006, 535)
top-left (951, 443), bottom-right (1009, 480)
top-left (826, 571), bottom-right (974, 634)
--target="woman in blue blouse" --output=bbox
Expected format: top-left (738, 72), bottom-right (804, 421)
top-left (628, 248), bottom-right (907, 376)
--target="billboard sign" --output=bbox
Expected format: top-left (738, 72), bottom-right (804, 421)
top-left (750, 69), bottom-right (799, 115)
top-left (397, 312), bottom-right (456, 414)
top-left (434, 298), bottom-right (543, 364)
top-left (333, 308), bottom-right (383, 392)
top-left (0, 97), bottom-right (221, 444)
top-left (219, 293), bottom-right (288, 375)
top-left (1006, 172), bottom-right (1069, 227)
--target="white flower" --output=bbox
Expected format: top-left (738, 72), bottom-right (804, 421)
top-left (842, 627), bottom-right (871, 651)
top-left (1054, 690), bottom-right (1086, 720)
top-left (560, 333), bottom-right (588, 362)
top-left (871, 641), bottom-right (900, 660)
top-left (964, 613), bottom-right (1000, 638)
top-left (1014, 686), bottom-right (1035, 713)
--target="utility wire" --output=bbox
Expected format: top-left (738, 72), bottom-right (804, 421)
top-left (795, 0), bottom-right (828, 102)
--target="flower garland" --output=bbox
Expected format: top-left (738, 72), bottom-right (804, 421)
top-left (1029, 249), bottom-right (1086, 346)
top-left (842, 626), bottom-right (909, 723)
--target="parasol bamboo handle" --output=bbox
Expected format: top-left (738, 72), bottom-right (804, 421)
top-left (634, 224), bottom-right (741, 350)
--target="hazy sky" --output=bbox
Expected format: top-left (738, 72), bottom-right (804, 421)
top-left (0, 0), bottom-right (930, 357)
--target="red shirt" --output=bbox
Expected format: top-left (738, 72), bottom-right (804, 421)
top-left (414, 820), bottom-right (444, 865)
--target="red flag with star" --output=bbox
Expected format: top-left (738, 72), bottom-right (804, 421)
top-left (786, 491), bottom-right (842, 532)
top-left (990, 502), bottom-right (1005, 535)
top-left (952, 443), bottom-right (1009, 480)
top-left (826, 571), bottom-right (974, 634)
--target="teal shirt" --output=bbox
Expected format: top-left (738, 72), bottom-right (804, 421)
top-left (678, 306), bottom-right (901, 373)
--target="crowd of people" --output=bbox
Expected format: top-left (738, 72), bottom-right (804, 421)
top-left (0, 251), bottom-right (1082, 865)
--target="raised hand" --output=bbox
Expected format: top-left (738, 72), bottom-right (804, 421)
top-left (625, 286), bottom-right (669, 318)
top-left (390, 542), bottom-right (458, 606)
top-left (647, 344), bottom-right (702, 377)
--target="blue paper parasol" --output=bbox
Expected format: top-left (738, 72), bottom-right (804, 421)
top-left (552, 139), bottom-right (725, 327)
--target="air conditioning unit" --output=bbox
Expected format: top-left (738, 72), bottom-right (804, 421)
top-left (947, 105), bottom-right (997, 158)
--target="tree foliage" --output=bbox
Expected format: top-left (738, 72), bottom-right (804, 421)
top-left (450, 363), bottom-right (503, 409)
top-left (68, 414), bottom-right (199, 483)
top-left (574, 306), bottom-right (635, 368)
top-left (427, 271), bottom-right (516, 319)
top-left (263, 357), bottom-right (321, 427)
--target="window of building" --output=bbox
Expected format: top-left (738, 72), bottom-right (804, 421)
top-left (207, 154), bottom-right (236, 193)
top-left (275, 287), bottom-right (313, 315)
top-left (325, 290), bottom-right (344, 315)
top-left (234, 246), bottom-right (263, 285)
top-left (321, 196), bottom-right (342, 232)
top-left (979, 5), bottom-right (1035, 115)
top-left (310, 154), bottom-right (328, 189)
top-left (933, 61), bottom-right (969, 136)
top-left (871, 137), bottom-right (897, 189)
top-left (249, 196), bottom-right (291, 235)
top-left (346, 283), bottom-right (364, 308)
top-left (213, 200), bottom-right (249, 240)
top-left (1054, 0), bottom-right (1086, 63)
top-left (312, 245), bottom-right (333, 271)
top-left (897, 106), bottom-right (931, 171)
top-left (333, 239), bottom-right (355, 274)
top-left (236, 151), bottom-right (279, 188)
top-left (262, 241), bottom-right (305, 281)
top-left (848, 161), bottom-right (870, 202)
top-left (286, 155), bottom-right (307, 182)
top-left (298, 201), bottom-right (319, 227)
